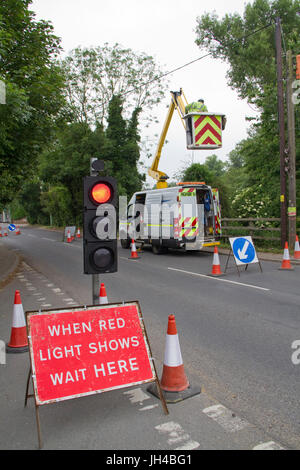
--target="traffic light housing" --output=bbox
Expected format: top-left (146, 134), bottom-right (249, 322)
top-left (83, 176), bottom-right (118, 274)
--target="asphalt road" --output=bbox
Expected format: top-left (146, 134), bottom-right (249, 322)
top-left (1, 226), bottom-right (299, 450)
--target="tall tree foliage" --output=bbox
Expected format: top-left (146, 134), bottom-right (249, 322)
top-left (103, 95), bottom-right (144, 197)
top-left (0, 0), bottom-right (66, 206)
top-left (39, 121), bottom-right (106, 225)
top-left (62, 43), bottom-right (168, 125)
top-left (195, 0), bottom-right (300, 217)
top-left (38, 96), bottom-right (144, 226)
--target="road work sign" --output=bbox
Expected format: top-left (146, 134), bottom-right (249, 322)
top-left (229, 236), bottom-right (258, 266)
top-left (26, 302), bottom-right (159, 406)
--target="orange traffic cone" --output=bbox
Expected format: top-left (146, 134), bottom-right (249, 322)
top-left (99, 283), bottom-right (108, 305)
top-left (279, 242), bottom-right (294, 270)
top-left (129, 239), bottom-right (140, 259)
top-left (15, 226), bottom-right (21, 235)
top-left (6, 290), bottom-right (28, 353)
top-left (209, 246), bottom-right (223, 276)
top-left (160, 315), bottom-right (189, 392)
top-left (67, 230), bottom-right (72, 243)
top-left (148, 315), bottom-right (201, 403)
top-left (76, 228), bottom-right (81, 238)
top-left (294, 235), bottom-right (300, 260)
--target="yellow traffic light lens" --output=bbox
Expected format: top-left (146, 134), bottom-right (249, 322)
top-left (91, 183), bottom-right (111, 204)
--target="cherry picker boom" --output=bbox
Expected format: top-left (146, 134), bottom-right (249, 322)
top-left (118, 89), bottom-right (226, 253)
top-left (148, 88), bottom-right (226, 189)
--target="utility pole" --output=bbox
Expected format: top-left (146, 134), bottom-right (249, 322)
top-left (286, 50), bottom-right (297, 249)
top-left (275, 17), bottom-right (287, 248)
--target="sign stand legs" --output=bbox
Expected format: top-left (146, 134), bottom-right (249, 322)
top-left (142, 319), bottom-right (169, 416)
top-left (224, 246), bottom-right (263, 276)
top-left (224, 248), bottom-right (241, 277)
top-left (24, 368), bottom-right (43, 449)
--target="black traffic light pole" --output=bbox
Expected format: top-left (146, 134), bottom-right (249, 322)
top-left (90, 159), bottom-right (103, 305)
top-left (84, 159), bottom-right (118, 305)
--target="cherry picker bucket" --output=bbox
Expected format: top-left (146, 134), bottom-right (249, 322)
top-left (184, 112), bottom-right (226, 150)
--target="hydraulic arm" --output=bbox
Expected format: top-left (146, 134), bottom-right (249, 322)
top-left (148, 89), bottom-right (188, 189)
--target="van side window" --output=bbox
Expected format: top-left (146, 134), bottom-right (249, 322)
top-left (128, 205), bottom-right (134, 219)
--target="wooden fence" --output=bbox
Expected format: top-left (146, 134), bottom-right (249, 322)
top-left (221, 217), bottom-right (300, 244)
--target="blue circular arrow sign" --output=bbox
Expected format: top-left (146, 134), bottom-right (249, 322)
top-left (232, 237), bottom-right (256, 264)
top-left (8, 224), bottom-right (16, 232)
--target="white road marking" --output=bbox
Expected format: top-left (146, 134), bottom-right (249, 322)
top-left (41, 237), bottom-right (55, 242)
top-left (124, 388), bottom-right (150, 404)
top-left (253, 441), bottom-right (285, 450)
top-left (202, 404), bottom-right (249, 432)
top-left (168, 267), bottom-right (270, 291)
top-left (139, 404), bottom-right (159, 411)
top-left (155, 421), bottom-right (200, 450)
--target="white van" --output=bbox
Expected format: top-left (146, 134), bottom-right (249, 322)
top-left (120, 182), bottom-right (221, 254)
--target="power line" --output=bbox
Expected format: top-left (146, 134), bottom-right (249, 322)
top-left (119, 22), bottom-right (274, 102)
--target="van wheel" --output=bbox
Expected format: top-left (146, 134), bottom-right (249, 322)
top-left (121, 238), bottom-right (131, 249)
top-left (152, 244), bottom-right (168, 255)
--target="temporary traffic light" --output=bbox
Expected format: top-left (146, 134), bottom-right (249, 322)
top-left (83, 175), bottom-right (118, 274)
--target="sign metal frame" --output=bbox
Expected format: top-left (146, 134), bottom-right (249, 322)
top-left (25, 301), bottom-right (168, 448)
top-left (225, 236), bottom-right (262, 276)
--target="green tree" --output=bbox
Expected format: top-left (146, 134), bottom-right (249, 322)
top-left (195, 0), bottom-right (300, 107)
top-left (15, 179), bottom-right (48, 225)
top-left (0, 0), bottom-right (66, 205)
top-left (62, 43), bottom-right (168, 126)
top-left (205, 154), bottom-right (226, 176)
top-left (39, 121), bottom-right (106, 224)
top-left (103, 95), bottom-right (144, 197)
top-left (181, 163), bottom-right (231, 216)
top-left (195, 0), bottom-right (300, 217)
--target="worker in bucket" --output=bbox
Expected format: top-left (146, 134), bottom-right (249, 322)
top-left (185, 99), bottom-right (208, 114)
top-left (185, 99), bottom-right (208, 145)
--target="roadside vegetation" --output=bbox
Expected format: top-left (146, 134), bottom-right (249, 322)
top-left (1, 0), bottom-right (299, 248)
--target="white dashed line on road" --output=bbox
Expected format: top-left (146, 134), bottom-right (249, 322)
top-left (155, 421), bottom-right (200, 450)
top-left (253, 441), bottom-right (285, 450)
top-left (168, 267), bottom-right (270, 291)
top-left (202, 404), bottom-right (249, 432)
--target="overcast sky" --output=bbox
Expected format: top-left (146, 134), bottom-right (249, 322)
top-left (31, 0), bottom-right (257, 183)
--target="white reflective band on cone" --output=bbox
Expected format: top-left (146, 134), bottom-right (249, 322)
top-left (12, 304), bottom-right (26, 328)
top-left (164, 334), bottom-right (183, 367)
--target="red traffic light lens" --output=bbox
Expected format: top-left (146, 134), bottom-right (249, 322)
top-left (91, 183), bottom-right (111, 204)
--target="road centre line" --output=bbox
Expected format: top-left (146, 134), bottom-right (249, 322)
top-left (168, 267), bottom-right (270, 291)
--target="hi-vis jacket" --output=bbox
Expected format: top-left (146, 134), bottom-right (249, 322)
top-left (185, 101), bottom-right (208, 113)
top-left (120, 183), bottom-right (221, 252)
